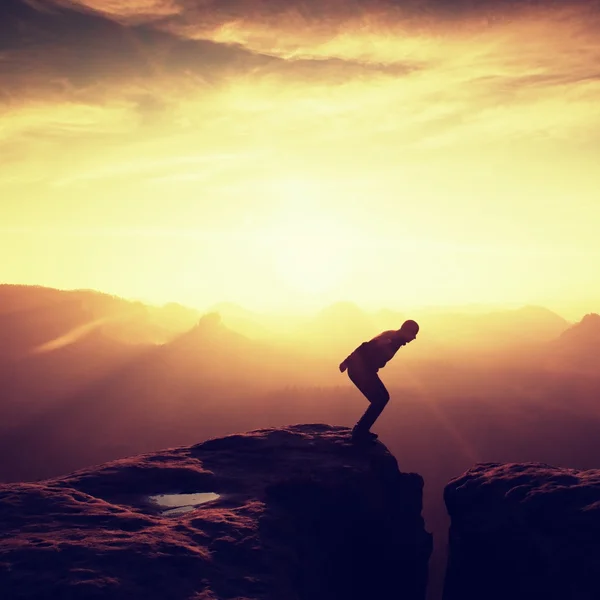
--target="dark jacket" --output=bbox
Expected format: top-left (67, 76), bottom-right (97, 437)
top-left (340, 330), bottom-right (405, 373)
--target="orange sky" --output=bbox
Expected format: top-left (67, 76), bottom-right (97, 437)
top-left (1, 0), bottom-right (599, 318)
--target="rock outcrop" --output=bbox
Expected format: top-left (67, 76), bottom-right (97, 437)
top-left (0, 424), bottom-right (432, 600)
top-left (444, 462), bottom-right (600, 600)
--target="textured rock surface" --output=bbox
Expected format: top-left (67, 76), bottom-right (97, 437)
top-left (444, 462), bottom-right (600, 600)
top-left (0, 424), bottom-right (432, 600)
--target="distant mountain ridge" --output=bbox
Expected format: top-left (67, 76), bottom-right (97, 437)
top-left (0, 285), bottom-right (200, 355)
top-left (547, 312), bottom-right (600, 373)
top-left (0, 284), bottom-right (580, 356)
top-left (559, 312), bottom-right (600, 345)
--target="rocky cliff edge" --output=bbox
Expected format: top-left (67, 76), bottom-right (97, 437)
top-left (0, 424), bottom-right (432, 600)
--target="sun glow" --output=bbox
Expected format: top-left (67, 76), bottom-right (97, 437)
top-left (2, 1), bottom-right (600, 314)
top-left (270, 221), bottom-right (351, 294)
top-left (257, 178), bottom-right (357, 295)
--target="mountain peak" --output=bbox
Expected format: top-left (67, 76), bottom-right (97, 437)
top-left (580, 312), bottom-right (600, 325)
top-left (559, 312), bottom-right (600, 342)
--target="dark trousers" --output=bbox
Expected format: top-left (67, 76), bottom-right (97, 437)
top-left (347, 361), bottom-right (390, 432)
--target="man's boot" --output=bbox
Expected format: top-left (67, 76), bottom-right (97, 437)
top-left (351, 426), bottom-right (378, 443)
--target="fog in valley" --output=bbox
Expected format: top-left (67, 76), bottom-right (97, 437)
top-left (1, 284), bottom-right (599, 599)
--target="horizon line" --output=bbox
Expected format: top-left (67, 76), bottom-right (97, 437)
top-left (2, 282), bottom-right (598, 322)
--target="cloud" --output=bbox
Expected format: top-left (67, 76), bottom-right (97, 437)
top-left (55, 1), bottom-right (600, 57)
top-left (50, 151), bottom-right (252, 185)
top-left (0, 0), bottom-right (280, 103)
top-left (3, 0), bottom-right (599, 114)
top-left (59, 1), bottom-right (600, 27)
top-left (4, 1), bottom-right (598, 95)
top-left (1, 0), bottom-right (600, 192)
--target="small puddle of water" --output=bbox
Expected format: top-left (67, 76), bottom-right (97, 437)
top-left (148, 492), bottom-right (220, 515)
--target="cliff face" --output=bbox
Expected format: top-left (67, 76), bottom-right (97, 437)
top-left (0, 424), bottom-right (432, 600)
top-left (443, 462), bottom-right (600, 600)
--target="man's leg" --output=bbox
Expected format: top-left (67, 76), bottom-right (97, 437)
top-left (347, 367), bottom-right (390, 439)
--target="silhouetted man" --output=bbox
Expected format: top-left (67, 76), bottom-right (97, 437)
top-left (339, 320), bottom-right (419, 443)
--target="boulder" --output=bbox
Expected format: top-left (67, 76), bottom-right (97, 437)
top-left (444, 462), bottom-right (600, 600)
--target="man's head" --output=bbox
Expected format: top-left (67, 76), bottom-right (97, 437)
top-left (398, 319), bottom-right (419, 343)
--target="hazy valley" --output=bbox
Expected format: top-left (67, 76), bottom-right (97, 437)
top-left (1, 284), bottom-right (599, 598)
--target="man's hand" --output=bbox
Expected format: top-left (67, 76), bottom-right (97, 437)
top-left (339, 360), bottom-right (348, 373)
